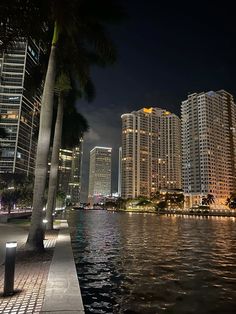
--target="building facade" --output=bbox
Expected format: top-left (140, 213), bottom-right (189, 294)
top-left (181, 90), bottom-right (236, 206)
top-left (0, 40), bottom-right (41, 175)
top-left (58, 141), bottom-right (83, 204)
top-left (68, 144), bottom-right (83, 204)
top-left (118, 147), bottom-right (122, 196)
top-left (88, 146), bottom-right (112, 204)
top-left (58, 148), bottom-right (73, 200)
top-left (121, 107), bottom-right (182, 199)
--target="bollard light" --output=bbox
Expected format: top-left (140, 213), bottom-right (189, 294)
top-left (4, 241), bottom-right (17, 296)
top-left (6, 242), bottom-right (17, 248)
top-left (42, 219), bottom-right (48, 239)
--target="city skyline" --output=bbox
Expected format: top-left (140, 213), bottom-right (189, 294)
top-left (78, 1), bottom-right (236, 199)
top-left (81, 89), bottom-right (236, 204)
top-left (1, 2), bottom-right (236, 313)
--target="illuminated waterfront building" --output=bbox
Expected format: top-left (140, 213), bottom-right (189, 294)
top-left (121, 107), bottom-right (182, 199)
top-left (0, 40), bottom-right (41, 175)
top-left (88, 146), bottom-right (112, 204)
top-left (181, 90), bottom-right (236, 206)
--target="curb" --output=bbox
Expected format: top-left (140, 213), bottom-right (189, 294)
top-left (41, 220), bottom-right (84, 313)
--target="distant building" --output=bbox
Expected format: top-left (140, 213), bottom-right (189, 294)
top-left (88, 146), bottom-right (112, 205)
top-left (58, 140), bottom-right (83, 204)
top-left (121, 107), bottom-right (182, 199)
top-left (181, 90), bottom-right (236, 206)
top-left (58, 148), bottom-right (73, 199)
top-left (68, 144), bottom-right (83, 204)
top-left (118, 147), bottom-right (122, 196)
top-left (0, 40), bottom-right (41, 175)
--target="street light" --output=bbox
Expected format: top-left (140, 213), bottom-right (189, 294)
top-left (4, 242), bottom-right (17, 296)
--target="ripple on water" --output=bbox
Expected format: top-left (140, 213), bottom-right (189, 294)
top-left (68, 211), bottom-right (236, 314)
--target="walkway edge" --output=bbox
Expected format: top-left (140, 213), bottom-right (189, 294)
top-left (41, 220), bottom-right (84, 313)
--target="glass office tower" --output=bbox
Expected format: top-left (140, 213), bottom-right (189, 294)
top-left (0, 40), bottom-right (41, 175)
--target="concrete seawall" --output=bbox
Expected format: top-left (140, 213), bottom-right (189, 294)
top-left (41, 220), bottom-right (84, 313)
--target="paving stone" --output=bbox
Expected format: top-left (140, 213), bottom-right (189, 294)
top-left (0, 231), bottom-right (57, 313)
top-left (0, 221), bottom-right (84, 314)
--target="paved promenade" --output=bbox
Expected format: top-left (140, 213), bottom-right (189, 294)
top-left (0, 220), bottom-right (84, 313)
top-left (0, 223), bottom-right (28, 265)
top-left (41, 221), bottom-right (84, 313)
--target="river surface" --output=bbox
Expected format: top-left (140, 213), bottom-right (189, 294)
top-left (68, 210), bottom-right (236, 314)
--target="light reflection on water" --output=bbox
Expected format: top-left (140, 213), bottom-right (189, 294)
top-left (68, 211), bottom-right (236, 314)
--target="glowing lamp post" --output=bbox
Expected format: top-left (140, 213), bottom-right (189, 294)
top-left (4, 242), bottom-right (17, 296)
top-left (42, 219), bottom-right (48, 239)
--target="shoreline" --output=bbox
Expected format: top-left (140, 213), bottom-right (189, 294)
top-left (106, 208), bottom-right (236, 217)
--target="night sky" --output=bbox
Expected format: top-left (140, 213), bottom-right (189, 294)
top-left (77, 1), bottom-right (236, 201)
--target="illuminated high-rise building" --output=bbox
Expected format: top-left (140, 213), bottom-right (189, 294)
top-left (0, 40), bottom-right (41, 175)
top-left (118, 147), bottom-right (122, 196)
top-left (58, 140), bottom-right (83, 204)
top-left (121, 107), bottom-right (182, 199)
top-left (58, 148), bottom-right (73, 199)
top-left (68, 143), bottom-right (84, 203)
top-left (181, 90), bottom-right (236, 206)
top-left (88, 146), bottom-right (112, 204)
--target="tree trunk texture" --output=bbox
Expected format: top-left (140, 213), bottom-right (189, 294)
top-left (46, 93), bottom-right (64, 230)
top-left (26, 44), bottom-right (57, 251)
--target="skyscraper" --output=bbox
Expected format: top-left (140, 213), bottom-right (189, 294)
top-left (58, 148), bottom-right (73, 199)
top-left (68, 143), bottom-right (84, 204)
top-left (88, 146), bottom-right (112, 204)
top-left (0, 40), bottom-right (41, 175)
top-left (118, 147), bottom-right (122, 196)
top-left (58, 140), bottom-right (83, 204)
top-left (181, 90), bottom-right (236, 206)
top-left (121, 107), bottom-right (182, 199)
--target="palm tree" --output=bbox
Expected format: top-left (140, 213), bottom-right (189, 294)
top-left (45, 73), bottom-right (71, 229)
top-left (1, 0), bottom-right (124, 250)
top-left (202, 194), bottom-right (215, 205)
top-left (0, 1), bottom-right (49, 52)
top-left (30, 1), bottom-right (123, 250)
top-left (46, 78), bottom-right (91, 229)
top-left (61, 108), bottom-right (89, 149)
top-left (226, 193), bottom-right (236, 209)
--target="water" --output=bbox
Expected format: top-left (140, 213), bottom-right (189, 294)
top-left (68, 210), bottom-right (236, 314)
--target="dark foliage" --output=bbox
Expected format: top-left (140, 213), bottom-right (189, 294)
top-left (61, 107), bottom-right (89, 148)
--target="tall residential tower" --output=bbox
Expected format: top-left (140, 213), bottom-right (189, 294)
top-left (121, 107), bottom-right (182, 199)
top-left (181, 90), bottom-right (236, 206)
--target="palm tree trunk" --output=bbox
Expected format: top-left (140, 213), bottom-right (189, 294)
top-left (46, 93), bottom-right (64, 230)
top-left (26, 23), bottom-right (59, 251)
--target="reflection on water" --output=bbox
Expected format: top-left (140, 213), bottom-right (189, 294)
top-left (68, 211), bottom-right (236, 314)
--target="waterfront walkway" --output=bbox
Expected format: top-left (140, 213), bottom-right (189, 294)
top-left (0, 209), bottom-right (32, 223)
top-left (0, 221), bottom-right (84, 313)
